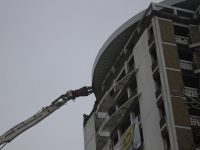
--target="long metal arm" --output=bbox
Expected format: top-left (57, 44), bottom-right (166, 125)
top-left (0, 86), bottom-right (93, 146)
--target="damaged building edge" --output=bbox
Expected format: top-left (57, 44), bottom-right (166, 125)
top-left (84, 0), bottom-right (200, 150)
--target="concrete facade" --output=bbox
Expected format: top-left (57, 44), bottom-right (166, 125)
top-left (84, 0), bottom-right (200, 150)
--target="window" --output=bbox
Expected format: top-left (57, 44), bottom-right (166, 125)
top-left (140, 128), bottom-right (144, 143)
top-left (120, 116), bottom-right (131, 136)
top-left (182, 75), bottom-right (199, 89)
top-left (113, 134), bottom-right (118, 146)
top-left (188, 107), bottom-right (198, 116)
top-left (159, 102), bottom-right (166, 119)
top-left (151, 48), bottom-right (158, 64)
top-left (155, 75), bottom-right (161, 90)
top-left (163, 133), bottom-right (170, 149)
top-left (193, 126), bottom-right (200, 145)
top-left (117, 92), bottom-right (128, 107)
top-left (129, 77), bottom-right (137, 96)
top-left (110, 89), bottom-right (115, 97)
top-left (128, 56), bottom-right (134, 69)
top-left (178, 50), bottom-right (193, 61)
top-left (132, 103), bottom-right (140, 119)
top-left (173, 25), bottom-right (189, 37)
top-left (148, 26), bottom-right (154, 39)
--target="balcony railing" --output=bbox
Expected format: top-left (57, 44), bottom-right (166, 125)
top-left (175, 35), bottom-right (189, 45)
top-left (96, 93), bottom-right (141, 150)
top-left (184, 86), bottom-right (199, 98)
top-left (188, 32), bottom-right (200, 48)
top-left (179, 60), bottom-right (194, 70)
top-left (179, 58), bottom-right (200, 74)
top-left (190, 115), bottom-right (200, 127)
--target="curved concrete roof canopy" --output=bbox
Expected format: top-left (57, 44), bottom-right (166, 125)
top-left (92, 0), bottom-right (197, 98)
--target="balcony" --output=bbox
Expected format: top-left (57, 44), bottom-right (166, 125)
top-left (180, 60), bottom-right (194, 70)
top-left (179, 59), bottom-right (200, 74)
top-left (190, 115), bottom-right (200, 127)
top-left (114, 68), bottom-right (138, 90)
top-left (96, 93), bottom-right (141, 150)
top-left (97, 69), bottom-right (138, 114)
top-left (184, 86), bottom-right (199, 98)
top-left (175, 35), bottom-right (189, 45)
top-left (188, 32), bottom-right (200, 48)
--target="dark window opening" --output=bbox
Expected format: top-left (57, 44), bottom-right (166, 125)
top-left (182, 75), bottom-right (199, 89)
top-left (118, 92), bottom-right (128, 107)
top-left (148, 26), bottom-right (154, 39)
top-left (117, 70), bottom-right (126, 82)
top-left (120, 116), bottom-right (131, 136)
top-left (155, 75), bottom-right (161, 90)
top-left (193, 127), bottom-right (200, 145)
top-left (173, 25), bottom-right (189, 37)
top-left (110, 89), bottom-right (114, 97)
top-left (133, 103), bottom-right (140, 118)
top-left (108, 106), bottom-right (116, 117)
top-left (128, 56), bottom-right (134, 69)
top-left (188, 107), bottom-right (199, 116)
top-left (140, 128), bottom-right (144, 142)
top-left (151, 49), bottom-right (158, 64)
top-left (129, 77), bottom-right (137, 96)
top-left (163, 133), bottom-right (171, 149)
top-left (187, 98), bottom-right (200, 116)
top-left (113, 134), bottom-right (118, 146)
top-left (159, 103), bottom-right (166, 119)
top-left (178, 50), bottom-right (193, 61)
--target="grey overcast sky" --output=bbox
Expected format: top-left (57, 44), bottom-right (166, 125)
top-left (0, 0), bottom-right (162, 149)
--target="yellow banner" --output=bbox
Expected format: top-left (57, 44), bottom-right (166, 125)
top-left (120, 124), bottom-right (134, 150)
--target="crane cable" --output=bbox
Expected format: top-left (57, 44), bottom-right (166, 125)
top-left (0, 142), bottom-right (7, 150)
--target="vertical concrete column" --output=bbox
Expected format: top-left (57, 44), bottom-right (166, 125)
top-left (154, 17), bottom-right (178, 150)
top-left (153, 17), bottom-right (194, 150)
top-left (83, 113), bottom-right (97, 150)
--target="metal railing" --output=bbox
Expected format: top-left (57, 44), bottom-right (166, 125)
top-left (175, 35), bottom-right (189, 45)
top-left (179, 58), bottom-right (200, 73)
top-left (190, 115), bottom-right (200, 127)
top-left (179, 60), bottom-right (194, 70)
top-left (152, 3), bottom-right (194, 18)
top-left (185, 86), bottom-right (199, 98)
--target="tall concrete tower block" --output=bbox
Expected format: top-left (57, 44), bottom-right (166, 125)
top-left (84, 0), bottom-right (200, 150)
